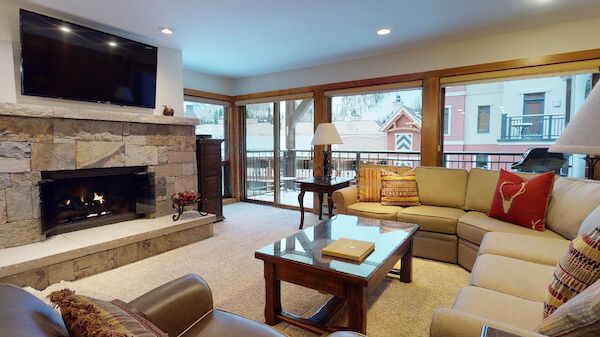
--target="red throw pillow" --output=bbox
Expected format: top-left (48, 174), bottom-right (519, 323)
top-left (488, 169), bottom-right (554, 231)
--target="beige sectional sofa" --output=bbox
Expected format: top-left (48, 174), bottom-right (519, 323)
top-left (333, 165), bottom-right (600, 336)
top-left (332, 166), bottom-right (600, 270)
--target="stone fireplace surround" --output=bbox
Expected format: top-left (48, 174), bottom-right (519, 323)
top-left (0, 102), bottom-right (200, 249)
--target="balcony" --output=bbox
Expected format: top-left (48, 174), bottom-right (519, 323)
top-left (245, 150), bottom-right (525, 203)
top-left (499, 113), bottom-right (565, 142)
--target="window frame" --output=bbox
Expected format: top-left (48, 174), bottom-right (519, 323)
top-left (523, 92), bottom-right (546, 115)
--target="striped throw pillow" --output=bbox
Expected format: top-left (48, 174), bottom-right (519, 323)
top-left (544, 225), bottom-right (600, 317)
top-left (380, 169), bottom-right (420, 207)
top-left (48, 289), bottom-right (167, 337)
top-left (538, 278), bottom-right (600, 336)
top-left (358, 167), bottom-right (382, 202)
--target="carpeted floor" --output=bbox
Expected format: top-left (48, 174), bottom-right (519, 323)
top-left (26, 202), bottom-right (469, 337)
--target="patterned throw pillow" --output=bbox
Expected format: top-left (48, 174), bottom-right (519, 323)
top-left (48, 289), bottom-right (167, 337)
top-left (544, 225), bottom-right (600, 318)
top-left (488, 169), bottom-right (554, 231)
top-left (380, 169), bottom-right (420, 207)
top-left (358, 167), bottom-right (382, 202)
top-left (538, 278), bottom-right (600, 336)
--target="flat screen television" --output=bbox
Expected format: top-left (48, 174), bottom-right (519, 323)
top-left (20, 10), bottom-right (157, 108)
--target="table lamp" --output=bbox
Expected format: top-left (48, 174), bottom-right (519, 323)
top-left (311, 123), bottom-right (343, 179)
top-left (549, 83), bottom-right (600, 179)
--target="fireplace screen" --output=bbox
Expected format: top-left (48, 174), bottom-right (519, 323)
top-left (40, 167), bottom-right (155, 235)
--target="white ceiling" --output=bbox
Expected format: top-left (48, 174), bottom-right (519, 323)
top-left (15, 0), bottom-right (600, 79)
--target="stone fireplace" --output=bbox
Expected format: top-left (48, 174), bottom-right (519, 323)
top-left (0, 102), bottom-right (199, 249)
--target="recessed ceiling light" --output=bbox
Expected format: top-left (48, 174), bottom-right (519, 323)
top-left (377, 28), bottom-right (391, 36)
top-left (60, 26), bottom-right (71, 33)
top-left (108, 41), bottom-right (118, 47)
top-left (159, 27), bottom-right (174, 35)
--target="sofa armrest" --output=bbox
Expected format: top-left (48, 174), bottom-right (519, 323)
top-left (430, 309), bottom-right (546, 337)
top-left (332, 185), bottom-right (358, 214)
top-left (127, 274), bottom-right (214, 337)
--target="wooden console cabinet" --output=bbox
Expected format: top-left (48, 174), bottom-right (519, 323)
top-left (196, 137), bottom-right (224, 220)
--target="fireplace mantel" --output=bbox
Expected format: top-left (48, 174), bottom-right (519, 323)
top-left (0, 102), bottom-right (198, 126)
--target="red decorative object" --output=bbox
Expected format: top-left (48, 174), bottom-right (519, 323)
top-left (163, 105), bottom-right (175, 116)
top-left (171, 191), bottom-right (201, 221)
top-left (488, 169), bottom-right (555, 231)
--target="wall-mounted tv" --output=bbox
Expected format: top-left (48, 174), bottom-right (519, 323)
top-left (20, 10), bottom-right (157, 109)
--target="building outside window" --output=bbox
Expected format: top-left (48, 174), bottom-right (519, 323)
top-left (477, 105), bottom-right (491, 133)
top-left (442, 73), bottom-right (593, 178)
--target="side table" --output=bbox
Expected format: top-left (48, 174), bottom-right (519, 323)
top-left (295, 177), bottom-right (353, 229)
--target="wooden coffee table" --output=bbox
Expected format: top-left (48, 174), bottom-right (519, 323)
top-left (255, 215), bottom-right (419, 334)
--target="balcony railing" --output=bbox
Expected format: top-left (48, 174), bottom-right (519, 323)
top-left (246, 149), bottom-right (525, 192)
top-left (500, 113), bottom-right (565, 141)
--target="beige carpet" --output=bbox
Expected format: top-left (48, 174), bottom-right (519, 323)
top-left (26, 202), bottom-right (469, 337)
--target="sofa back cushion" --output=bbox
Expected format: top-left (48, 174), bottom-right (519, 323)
top-left (546, 177), bottom-right (600, 240)
top-left (464, 168), bottom-right (499, 212)
top-left (464, 168), bottom-right (542, 213)
top-left (357, 165), bottom-right (411, 202)
top-left (415, 166), bottom-right (468, 208)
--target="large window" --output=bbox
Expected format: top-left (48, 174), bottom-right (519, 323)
top-left (330, 88), bottom-right (423, 177)
top-left (442, 73), bottom-right (594, 178)
top-left (183, 98), bottom-right (227, 158)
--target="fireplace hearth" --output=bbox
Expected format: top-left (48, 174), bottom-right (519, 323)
top-left (40, 167), bottom-right (155, 235)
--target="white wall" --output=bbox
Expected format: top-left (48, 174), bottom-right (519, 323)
top-left (233, 16), bottom-right (600, 95)
top-left (0, 1), bottom-right (183, 116)
top-left (183, 70), bottom-right (235, 96)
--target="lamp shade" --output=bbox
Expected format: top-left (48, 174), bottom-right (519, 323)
top-left (311, 123), bottom-right (343, 146)
top-left (550, 83), bottom-right (600, 156)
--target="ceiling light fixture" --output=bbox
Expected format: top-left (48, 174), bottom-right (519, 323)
top-left (108, 41), bottom-right (118, 47)
top-left (159, 27), bottom-right (174, 35)
top-left (60, 26), bottom-right (71, 33)
top-left (377, 28), bottom-right (391, 36)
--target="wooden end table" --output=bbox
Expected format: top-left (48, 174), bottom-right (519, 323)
top-left (296, 177), bottom-right (353, 229)
top-left (256, 215), bottom-right (418, 334)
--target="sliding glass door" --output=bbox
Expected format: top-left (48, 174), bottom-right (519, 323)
top-left (245, 103), bottom-right (276, 202)
top-left (244, 99), bottom-right (314, 207)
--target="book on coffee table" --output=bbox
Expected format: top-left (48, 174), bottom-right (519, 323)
top-left (321, 238), bottom-right (375, 263)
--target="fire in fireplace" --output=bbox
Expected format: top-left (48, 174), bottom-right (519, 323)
top-left (40, 167), bottom-right (155, 235)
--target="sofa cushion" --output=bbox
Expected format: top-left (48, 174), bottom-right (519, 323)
top-left (415, 166), bottom-right (468, 208)
top-left (488, 170), bottom-right (554, 231)
top-left (464, 168), bottom-right (500, 213)
top-left (479, 232), bottom-right (569, 266)
top-left (396, 205), bottom-right (465, 234)
top-left (346, 202), bottom-right (402, 220)
top-left (380, 169), bottom-right (420, 207)
top-left (579, 204), bottom-right (600, 236)
top-left (545, 225), bottom-right (600, 317)
top-left (458, 211), bottom-right (563, 245)
top-left (537, 278), bottom-right (600, 337)
top-left (464, 169), bottom-right (539, 213)
top-left (470, 254), bottom-right (555, 302)
top-left (452, 286), bottom-right (544, 331)
top-left (547, 177), bottom-right (600, 240)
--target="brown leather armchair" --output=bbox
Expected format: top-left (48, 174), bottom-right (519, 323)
top-left (0, 275), bottom-right (364, 337)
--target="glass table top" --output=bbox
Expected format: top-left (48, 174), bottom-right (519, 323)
top-left (255, 215), bottom-right (419, 279)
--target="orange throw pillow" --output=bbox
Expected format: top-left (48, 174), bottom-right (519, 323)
top-left (487, 169), bottom-right (554, 231)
